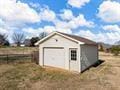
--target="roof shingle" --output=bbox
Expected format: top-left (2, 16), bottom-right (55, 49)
top-left (58, 32), bottom-right (97, 45)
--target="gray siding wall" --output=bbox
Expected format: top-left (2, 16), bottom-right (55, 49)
top-left (80, 45), bottom-right (98, 71)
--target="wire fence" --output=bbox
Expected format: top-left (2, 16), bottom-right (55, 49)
top-left (0, 54), bottom-right (31, 64)
top-left (0, 47), bottom-right (39, 64)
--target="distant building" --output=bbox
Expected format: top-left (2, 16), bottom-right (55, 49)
top-left (20, 44), bottom-right (25, 47)
top-left (11, 43), bottom-right (25, 47)
top-left (10, 43), bottom-right (17, 47)
top-left (24, 39), bottom-right (31, 46)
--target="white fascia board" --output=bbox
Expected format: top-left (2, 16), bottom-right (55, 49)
top-left (35, 31), bottom-right (85, 45)
top-left (78, 42), bottom-right (84, 44)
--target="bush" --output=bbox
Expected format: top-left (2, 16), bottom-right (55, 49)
top-left (99, 44), bottom-right (104, 51)
top-left (30, 37), bottom-right (39, 47)
top-left (111, 45), bottom-right (120, 56)
top-left (4, 40), bottom-right (10, 46)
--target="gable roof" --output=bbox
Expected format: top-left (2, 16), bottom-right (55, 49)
top-left (35, 31), bottom-right (97, 45)
top-left (58, 32), bottom-right (97, 45)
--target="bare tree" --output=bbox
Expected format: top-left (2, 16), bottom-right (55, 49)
top-left (12, 33), bottom-right (25, 46)
top-left (39, 32), bottom-right (47, 40)
top-left (0, 33), bottom-right (8, 46)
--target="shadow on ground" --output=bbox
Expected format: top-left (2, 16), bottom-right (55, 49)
top-left (93, 59), bottom-right (104, 67)
top-left (81, 59), bottom-right (105, 73)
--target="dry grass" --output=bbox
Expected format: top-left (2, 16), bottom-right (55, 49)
top-left (0, 52), bottom-right (120, 90)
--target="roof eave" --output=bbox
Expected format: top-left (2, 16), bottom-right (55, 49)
top-left (35, 31), bottom-right (85, 45)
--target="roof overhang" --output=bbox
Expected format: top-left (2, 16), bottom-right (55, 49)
top-left (35, 31), bottom-right (84, 45)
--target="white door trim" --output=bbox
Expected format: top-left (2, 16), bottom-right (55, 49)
top-left (69, 48), bottom-right (78, 71)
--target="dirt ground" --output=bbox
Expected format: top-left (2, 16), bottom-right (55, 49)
top-left (0, 52), bottom-right (120, 90)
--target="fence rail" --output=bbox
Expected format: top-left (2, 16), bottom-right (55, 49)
top-left (0, 47), bottom-right (39, 64)
top-left (0, 54), bottom-right (31, 64)
top-left (0, 51), bottom-right (39, 64)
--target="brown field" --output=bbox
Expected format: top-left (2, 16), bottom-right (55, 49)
top-left (0, 51), bottom-right (120, 90)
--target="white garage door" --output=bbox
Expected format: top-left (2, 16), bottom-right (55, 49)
top-left (44, 48), bottom-right (65, 69)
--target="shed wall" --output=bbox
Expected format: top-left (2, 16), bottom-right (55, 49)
top-left (80, 45), bottom-right (98, 71)
top-left (39, 34), bottom-right (81, 72)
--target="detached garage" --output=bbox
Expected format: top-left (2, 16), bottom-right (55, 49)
top-left (35, 31), bottom-right (98, 72)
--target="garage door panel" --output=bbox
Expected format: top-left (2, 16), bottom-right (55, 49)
top-left (44, 48), bottom-right (65, 69)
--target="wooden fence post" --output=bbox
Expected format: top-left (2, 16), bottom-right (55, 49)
top-left (6, 54), bottom-right (8, 64)
top-left (31, 51), bottom-right (39, 64)
top-left (31, 53), bottom-right (33, 62)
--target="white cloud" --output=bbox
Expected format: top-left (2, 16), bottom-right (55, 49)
top-left (55, 27), bottom-right (72, 34)
top-left (0, 0), bottom-right (57, 40)
top-left (39, 7), bottom-right (56, 22)
top-left (22, 25), bottom-right (72, 38)
top-left (68, 0), bottom-right (90, 8)
top-left (43, 26), bottom-right (56, 33)
top-left (98, 0), bottom-right (120, 23)
top-left (68, 14), bottom-right (94, 28)
top-left (54, 20), bottom-right (69, 29)
top-left (60, 9), bottom-right (74, 20)
top-left (0, 0), bottom-right (57, 25)
top-left (0, 27), bottom-right (8, 34)
top-left (22, 26), bottom-right (57, 38)
top-left (0, 26), bottom-right (15, 43)
top-left (23, 25), bottom-right (120, 44)
top-left (0, 19), bottom-right (4, 25)
top-left (54, 14), bottom-right (94, 30)
top-left (77, 30), bottom-right (95, 40)
top-left (77, 29), bottom-right (120, 44)
top-left (0, 19), bottom-right (15, 36)
top-left (102, 25), bottom-right (120, 32)
top-left (29, 2), bottom-right (41, 9)
top-left (22, 27), bottom-right (43, 38)
top-left (0, 0), bottom-right (94, 43)
top-left (0, 0), bottom-right (40, 23)
top-left (43, 25), bottom-right (72, 34)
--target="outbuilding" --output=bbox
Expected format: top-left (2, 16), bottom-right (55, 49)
top-left (35, 31), bottom-right (98, 72)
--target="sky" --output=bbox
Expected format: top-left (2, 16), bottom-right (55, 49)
top-left (0, 0), bottom-right (120, 44)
